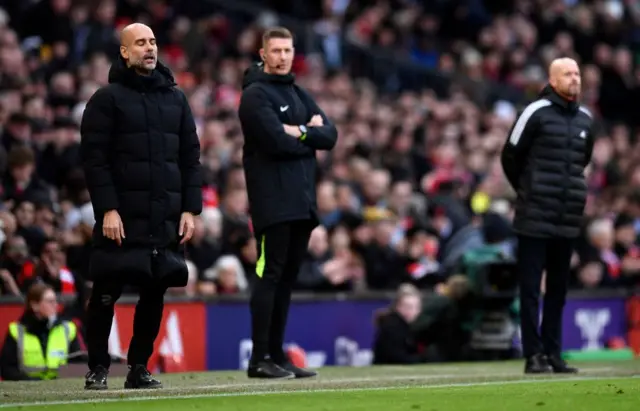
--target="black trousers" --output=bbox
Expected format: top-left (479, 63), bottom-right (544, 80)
top-left (517, 235), bottom-right (574, 358)
top-left (250, 219), bottom-right (315, 363)
top-left (86, 275), bottom-right (168, 370)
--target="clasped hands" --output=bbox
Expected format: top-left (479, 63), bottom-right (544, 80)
top-left (283, 114), bottom-right (323, 138)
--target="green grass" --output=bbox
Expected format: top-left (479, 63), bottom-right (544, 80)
top-left (1, 360), bottom-right (639, 410)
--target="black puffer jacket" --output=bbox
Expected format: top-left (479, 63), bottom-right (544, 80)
top-left (501, 85), bottom-right (594, 238)
top-left (80, 57), bottom-right (202, 249)
top-left (373, 312), bottom-right (424, 364)
top-left (238, 63), bottom-right (337, 235)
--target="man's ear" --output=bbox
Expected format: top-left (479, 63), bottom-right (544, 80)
top-left (259, 48), bottom-right (265, 61)
top-left (120, 45), bottom-right (128, 60)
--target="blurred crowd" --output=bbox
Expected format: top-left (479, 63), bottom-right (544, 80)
top-left (0, 0), bottom-right (639, 302)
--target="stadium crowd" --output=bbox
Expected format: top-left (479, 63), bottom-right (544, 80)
top-left (0, 0), bottom-right (639, 302)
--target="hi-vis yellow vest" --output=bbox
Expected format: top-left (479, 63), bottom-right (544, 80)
top-left (8, 320), bottom-right (76, 380)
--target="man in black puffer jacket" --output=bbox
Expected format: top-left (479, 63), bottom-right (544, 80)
top-left (80, 23), bottom-right (202, 390)
top-left (501, 58), bottom-right (594, 375)
top-left (238, 27), bottom-right (337, 379)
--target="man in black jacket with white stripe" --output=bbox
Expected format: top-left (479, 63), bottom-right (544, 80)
top-left (501, 58), bottom-right (594, 374)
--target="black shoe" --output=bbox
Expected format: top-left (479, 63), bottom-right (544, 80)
top-left (524, 353), bottom-right (553, 374)
top-left (85, 365), bottom-right (109, 390)
top-left (278, 362), bottom-right (318, 379)
top-left (247, 360), bottom-right (295, 379)
top-left (124, 365), bottom-right (163, 389)
top-left (547, 355), bottom-right (578, 373)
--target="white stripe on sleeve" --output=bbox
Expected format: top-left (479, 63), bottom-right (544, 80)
top-left (508, 99), bottom-right (551, 146)
top-left (579, 106), bottom-right (592, 118)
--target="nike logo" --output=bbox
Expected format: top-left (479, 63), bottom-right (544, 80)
top-left (280, 106), bottom-right (289, 112)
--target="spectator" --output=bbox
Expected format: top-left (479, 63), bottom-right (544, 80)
top-left (0, 0), bottom-right (637, 306)
top-left (403, 225), bottom-right (442, 287)
top-left (202, 254), bottom-right (248, 295)
top-left (0, 283), bottom-right (84, 381)
top-left (2, 113), bottom-right (31, 155)
top-left (37, 116), bottom-right (80, 189)
top-left (0, 267), bottom-right (20, 296)
top-left (18, 238), bottom-right (76, 295)
top-left (613, 213), bottom-right (640, 284)
top-left (4, 146), bottom-right (52, 207)
top-left (412, 274), bottom-right (472, 362)
top-left (185, 215), bottom-right (220, 276)
top-left (0, 235), bottom-right (29, 282)
top-left (357, 217), bottom-right (406, 290)
top-left (579, 218), bottom-right (620, 287)
top-left (372, 283), bottom-right (424, 365)
top-left (12, 200), bottom-right (44, 254)
top-left (297, 225), bottom-right (353, 291)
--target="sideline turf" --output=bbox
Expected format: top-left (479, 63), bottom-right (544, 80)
top-left (0, 360), bottom-right (638, 410)
top-left (2, 378), bottom-right (638, 411)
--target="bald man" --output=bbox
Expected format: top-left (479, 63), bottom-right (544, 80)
top-left (501, 58), bottom-right (594, 374)
top-left (80, 23), bottom-right (202, 389)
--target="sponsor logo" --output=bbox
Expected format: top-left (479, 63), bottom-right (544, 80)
top-left (334, 337), bottom-right (372, 367)
top-left (575, 308), bottom-right (610, 350)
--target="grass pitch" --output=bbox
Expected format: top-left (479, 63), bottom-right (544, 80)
top-left (0, 360), bottom-right (638, 410)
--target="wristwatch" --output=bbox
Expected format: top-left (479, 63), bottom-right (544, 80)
top-left (298, 125), bottom-right (308, 141)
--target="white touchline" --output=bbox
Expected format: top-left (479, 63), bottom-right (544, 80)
top-left (1, 370), bottom-right (634, 409)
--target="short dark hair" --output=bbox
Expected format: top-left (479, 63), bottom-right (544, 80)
top-left (262, 27), bottom-right (293, 47)
top-left (8, 146), bottom-right (35, 169)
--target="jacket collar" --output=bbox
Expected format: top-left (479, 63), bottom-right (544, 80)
top-left (108, 55), bottom-right (176, 91)
top-left (539, 84), bottom-right (578, 113)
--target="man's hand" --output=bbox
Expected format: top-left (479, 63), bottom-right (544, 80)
top-left (42, 254), bottom-right (60, 277)
top-left (179, 212), bottom-right (195, 244)
top-left (0, 269), bottom-right (20, 296)
top-left (283, 124), bottom-right (302, 138)
top-left (0, 269), bottom-right (13, 284)
top-left (307, 115), bottom-right (323, 127)
top-left (103, 210), bottom-right (125, 246)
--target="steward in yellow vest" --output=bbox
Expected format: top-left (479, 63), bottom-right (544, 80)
top-left (0, 284), bottom-right (83, 381)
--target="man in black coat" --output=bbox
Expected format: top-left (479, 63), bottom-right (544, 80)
top-left (80, 23), bottom-right (202, 390)
top-left (501, 58), bottom-right (594, 374)
top-left (238, 27), bottom-right (337, 379)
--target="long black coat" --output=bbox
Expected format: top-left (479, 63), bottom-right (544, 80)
top-left (80, 57), bottom-right (202, 250)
